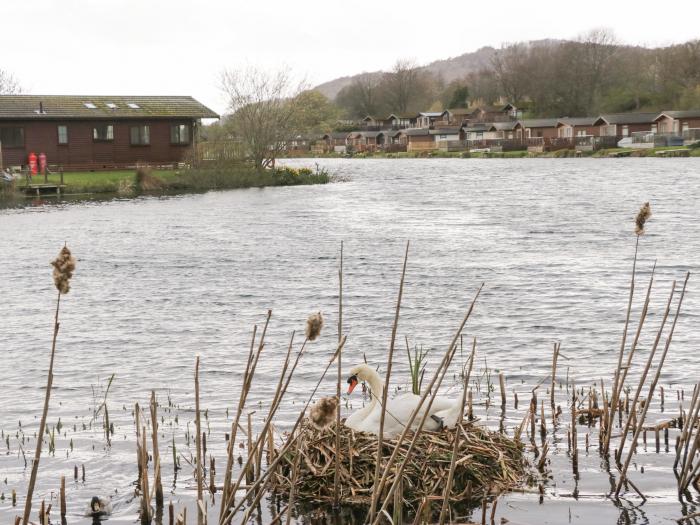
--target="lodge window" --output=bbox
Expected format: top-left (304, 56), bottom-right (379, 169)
top-left (170, 124), bottom-right (189, 144)
top-left (0, 127), bottom-right (24, 148)
top-left (130, 125), bottom-right (150, 145)
top-left (622, 125), bottom-right (629, 137)
top-left (58, 125), bottom-right (68, 145)
top-left (93, 124), bottom-right (114, 141)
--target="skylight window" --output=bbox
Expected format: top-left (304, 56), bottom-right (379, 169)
top-left (84, 102), bottom-right (97, 109)
top-left (127, 103), bottom-right (140, 109)
top-left (106, 102), bottom-right (118, 109)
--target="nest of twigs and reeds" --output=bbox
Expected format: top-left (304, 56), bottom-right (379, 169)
top-left (270, 420), bottom-right (527, 508)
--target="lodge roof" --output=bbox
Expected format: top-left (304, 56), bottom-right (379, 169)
top-left (404, 127), bottom-right (431, 136)
top-left (594, 113), bottom-right (657, 125)
top-left (490, 121), bottom-right (522, 131)
top-left (557, 117), bottom-right (597, 127)
top-left (655, 109), bottom-right (700, 120)
top-left (521, 118), bottom-right (559, 128)
top-left (429, 127), bottom-right (462, 135)
top-left (0, 95), bottom-right (219, 120)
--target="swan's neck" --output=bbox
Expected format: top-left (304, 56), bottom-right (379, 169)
top-left (364, 368), bottom-right (386, 405)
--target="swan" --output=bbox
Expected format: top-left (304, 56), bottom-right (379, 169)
top-left (344, 363), bottom-right (464, 437)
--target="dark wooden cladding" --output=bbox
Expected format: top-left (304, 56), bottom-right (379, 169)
top-left (0, 118), bottom-right (196, 170)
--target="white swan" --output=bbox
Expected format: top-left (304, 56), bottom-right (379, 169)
top-left (344, 363), bottom-right (464, 437)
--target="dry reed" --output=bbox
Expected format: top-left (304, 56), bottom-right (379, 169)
top-left (21, 245), bottom-right (76, 525)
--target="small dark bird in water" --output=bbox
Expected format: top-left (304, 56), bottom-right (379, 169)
top-left (86, 496), bottom-right (112, 517)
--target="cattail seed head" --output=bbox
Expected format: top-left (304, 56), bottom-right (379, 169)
top-left (635, 202), bottom-right (652, 235)
top-left (50, 246), bottom-right (76, 294)
top-left (305, 311), bottom-right (323, 341)
top-left (309, 396), bottom-right (338, 429)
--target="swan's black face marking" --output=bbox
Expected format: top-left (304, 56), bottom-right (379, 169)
top-left (347, 374), bottom-right (358, 394)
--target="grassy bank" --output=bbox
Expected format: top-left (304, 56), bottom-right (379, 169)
top-left (4, 165), bottom-right (330, 197)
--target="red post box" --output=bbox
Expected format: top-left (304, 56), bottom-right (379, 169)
top-left (28, 152), bottom-right (38, 176)
top-left (39, 153), bottom-right (47, 175)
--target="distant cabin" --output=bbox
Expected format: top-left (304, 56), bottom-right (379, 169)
top-left (0, 95), bottom-right (218, 170)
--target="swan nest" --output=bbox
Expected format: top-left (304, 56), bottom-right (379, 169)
top-left (270, 420), bottom-right (527, 507)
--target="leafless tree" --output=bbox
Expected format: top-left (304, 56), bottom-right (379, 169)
top-left (0, 69), bottom-right (22, 94)
top-left (335, 73), bottom-right (384, 118)
top-left (382, 59), bottom-right (422, 114)
top-left (221, 67), bottom-right (305, 170)
top-left (491, 43), bottom-right (531, 105)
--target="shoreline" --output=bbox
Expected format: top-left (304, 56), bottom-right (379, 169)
top-left (0, 165), bottom-right (330, 204)
top-left (282, 144), bottom-right (700, 160)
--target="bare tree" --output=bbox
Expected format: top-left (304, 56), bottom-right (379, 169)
top-left (0, 69), bottom-right (22, 94)
top-left (491, 43), bottom-right (531, 105)
top-left (221, 67), bottom-right (305, 170)
top-left (335, 73), bottom-right (384, 118)
top-left (382, 59), bottom-right (423, 114)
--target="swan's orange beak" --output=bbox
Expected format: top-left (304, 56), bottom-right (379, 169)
top-left (347, 375), bottom-right (358, 394)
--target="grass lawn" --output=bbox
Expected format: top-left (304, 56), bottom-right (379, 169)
top-left (12, 165), bottom-right (330, 196)
top-left (25, 170), bottom-right (179, 193)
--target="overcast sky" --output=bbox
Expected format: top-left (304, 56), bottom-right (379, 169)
top-left (3, 0), bottom-right (699, 115)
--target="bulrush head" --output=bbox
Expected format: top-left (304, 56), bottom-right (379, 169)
top-left (635, 202), bottom-right (652, 235)
top-left (305, 311), bottom-right (324, 341)
top-left (50, 245), bottom-right (76, 294)
top-left (309, 396), bottom-right (338, 429)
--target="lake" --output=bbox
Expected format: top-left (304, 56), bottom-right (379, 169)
top-left (1, 157), bottom-right (699, 524)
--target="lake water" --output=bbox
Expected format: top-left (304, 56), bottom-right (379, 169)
top-left (1, 158), bottom-right (700, 524)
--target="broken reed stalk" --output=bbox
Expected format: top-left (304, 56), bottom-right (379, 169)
top-left (675, 384), bottom-right (700, 470)
top-left (499, 372), bottom-right (506, 408)
top-left (220, 331), bottom-right (303, 522)
top-left (605, 234), bottom-right (640, 456)
top-left (615, 272), bottom-right (689, 497)
top-left (372, 284), bottom-right (484, 524)
top-left (369, 241), bottom-right (409, 523)
top-left (285, 436), bottom-right (304, 525)
top-left (150, 391), bottom-right (164, 510)
top-left (219, 315), bottom-right (268, 522)
top-left (616, 279), bottom-right (676, 462)
top-left (195, 356), bottom-right (204, 525)
top-left (550, 342), bottom-right (560, 409)
top-left (613, 263), bottom-right (656, 405)
top-left (438, 338), bottom-right (476, 525)
top-left (571, 382), bottom-right (578, 473)
top-left (60, 476), bottom-right (66, 519)
top-left (138, 406), bottom-right (152, 524)
top-left (679, 387), bottom-right (700, 491)
top-left (334, 240), bottom-right (343, 510)
top-left (21, 290), bottom-right (62, 525)
top-left (229, 336), bottom-right (347, 525)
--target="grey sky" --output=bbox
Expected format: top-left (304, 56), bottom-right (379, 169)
top-left (4, 0), bottom-right (699, 116)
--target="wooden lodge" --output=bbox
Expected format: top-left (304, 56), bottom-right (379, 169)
top-left (653, 110), bottom-right (700, 139)
top-left (593, 113), bottom-right (657, 139)
top-left (0, 95), bottom-right (218, 171)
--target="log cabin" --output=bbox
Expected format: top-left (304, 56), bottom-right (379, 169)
top-left (593, 113), bottom-right (657, 139)
top-left (0, 95), bottom-right (218, 170)
top-left (653, 110), bottom-right (700, 139)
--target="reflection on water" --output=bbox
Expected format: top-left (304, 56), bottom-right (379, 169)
top-left (1, 158), bottom-right (700, 523)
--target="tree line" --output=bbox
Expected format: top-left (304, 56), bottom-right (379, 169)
top-left (335, 31), bottom-right (700, 119)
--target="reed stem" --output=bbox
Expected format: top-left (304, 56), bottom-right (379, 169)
top-left (22, 291), bottom-right (61, 525)
top-left (438, 338), bottom-right (476, 525)
top-left (369, 241), bottom-right (409, 523)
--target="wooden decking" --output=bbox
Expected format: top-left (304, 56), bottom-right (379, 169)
top-left (20, 184), bottom-right (67, 196)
